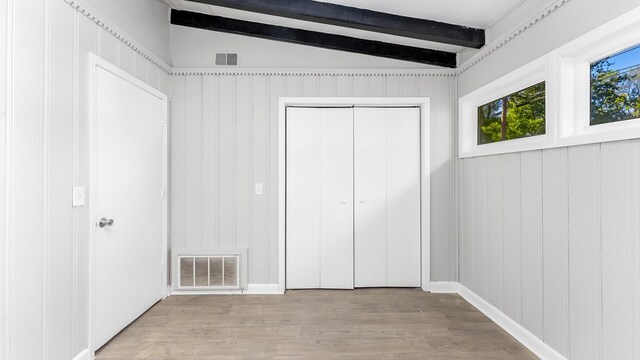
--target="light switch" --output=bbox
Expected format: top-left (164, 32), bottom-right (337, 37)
top-left (72, 186), bottom-right (86, 207)
top-left (255, 183), bottom-right (264, 195)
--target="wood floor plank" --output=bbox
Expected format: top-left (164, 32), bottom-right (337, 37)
top-left (96, 289), bottom-right (538, 360)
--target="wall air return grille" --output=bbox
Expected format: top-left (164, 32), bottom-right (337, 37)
top-left (178, 255), bottom-right (240, 289)
top-left (215, 53), bottom-right (238, 66)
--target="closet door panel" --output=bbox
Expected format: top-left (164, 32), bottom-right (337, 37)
top-left (320, 109), bottom-right (354, 289)
top-left (386, 108), bottom-right (421, 287)
top-left (286, 108), bottom-right (321, 289)
top-left (354, 110), bottom-right (388, 287)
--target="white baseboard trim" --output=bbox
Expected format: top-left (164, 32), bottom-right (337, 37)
top-left (429, 281), bottom-right (459, 293)
top-left (73, 349), bottom-right (91, 360)
top-left (457, 284), bottom-right (567, 360)
top-left (243, 283), bottom-right (282, 295)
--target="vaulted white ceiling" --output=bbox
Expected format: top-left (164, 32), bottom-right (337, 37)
top-left (316, 0), bottom-right (527, 29)
top-left (163, 0), bottom-right (536, 54)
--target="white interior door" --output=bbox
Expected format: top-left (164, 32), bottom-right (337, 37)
top-left (286, 107), bottom-right (354, 289)
top-left (354, 107), bottom-right (421, 287)
top-left (353, 112), bottom-right (387, 287)
top-left (94, 65), bottom-right (165, 349)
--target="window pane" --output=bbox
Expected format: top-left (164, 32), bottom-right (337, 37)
top-left (590, 45), bottom-right (640, 126)
top-left (477, 82), bottom-right (546, 145)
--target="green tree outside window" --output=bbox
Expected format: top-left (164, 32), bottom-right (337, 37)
top-left (477, 82), bottom-right (546, 145)
top-left (590, 45), bottom-right (640, 125)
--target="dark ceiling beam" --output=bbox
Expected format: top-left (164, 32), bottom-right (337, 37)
top-left (187, 0), bottom-right (485, 49)
top-left (171, 10), bottom-right (457, 68)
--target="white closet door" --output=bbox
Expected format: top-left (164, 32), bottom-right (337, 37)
top-left (385, 108), bottom-right (421, 286)
top-left (354, 112), bottom-right (388, 287)
top-left (286, 108), bottom-right (321, 289)
top-left (320, 111), bottom-right (354, 288)
top-left (354, 107), bottom-right (421, 287)
top-left (286, 107), bottom-right (354, 289)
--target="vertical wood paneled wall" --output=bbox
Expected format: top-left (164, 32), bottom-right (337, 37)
top-left (0, 0), bottom-right (8, 357)
top-left (170, 73), bottom-right (457, 285)
top-left (3, 1), bottom-right (170, 359)
top-left (459, 142), bottom-right (640, 359)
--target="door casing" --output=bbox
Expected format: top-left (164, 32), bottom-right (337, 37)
top-left (87, 53), bottom-right (168, 355)
top-left (278, 97), bottom-right (431, 294)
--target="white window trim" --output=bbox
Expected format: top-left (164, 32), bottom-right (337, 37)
top-left (459, 57), bottom-right (554, 158)
top-left (555, 7), bottom-right (640, 147)
top-left (459, 5), bottom-right (640, 158)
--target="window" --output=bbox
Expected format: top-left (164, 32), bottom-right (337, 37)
top-left (458, 57), bottom-right (549, 158)
top-left (477, 82), bottom-right (546, 144)
top-left (590, 44), bottom-right (640, 125)
top-left (459, 6), bottom-right (640, 158)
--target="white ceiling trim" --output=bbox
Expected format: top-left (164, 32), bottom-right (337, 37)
top-left (63, 0), bottom-right (172, 73)
top-left (486, 0), bottom-right (530, 29)
top-left (456, 0), bottom-right (571, 75)
top-left (64, 0), bottom-right (569, 77)
top-left (170, 68), bottom-right (457, 76)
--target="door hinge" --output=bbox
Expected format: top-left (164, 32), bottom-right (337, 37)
top-left (160, 189), bottom-right (166, 199)
top-left (161, 263), bottom-right (165, 273)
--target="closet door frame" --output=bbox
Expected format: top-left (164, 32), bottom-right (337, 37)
top-left (277, 97), bottom-right (431, 294)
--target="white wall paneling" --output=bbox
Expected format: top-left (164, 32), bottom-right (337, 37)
top-left (567, 145), bottom-right (602, 360)
top-left (541, 148), bottom-right (570, 357)
top-left (170, 74), bottom-right (457, 288)
top-left (0, 0), bottom-right (9, 358)
top-left (457, 3), bottom-right (640, 359)
top-left (600, 141), bottom-right (636, 360)
top-left (459, 140), bottom-right (640, 359)
top-left (83, 0), bottom-right (170, 63)
top-left (3, 0), bottom-right (171, 358)
top-left (170, 25), bottom-right (442, 70)
top-left (519, 151), bottom-right (543, 339)
top-left (457, 0), bottom-right (640, 96)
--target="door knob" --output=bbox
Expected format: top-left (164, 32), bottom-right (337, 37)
top-left (341, 200), bottom-right (348, 205)
top-left (98, 218), bottom-right (114, 228)
top-left (360, 199), bottom-right (366, 204)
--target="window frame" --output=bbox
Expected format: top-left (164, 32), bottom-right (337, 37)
top-left (459, 57), bottom-right (554, 158)
top-left (458, 7), bottom-right (640, 158)
top-left (557, 13), bottom-right (640, 147)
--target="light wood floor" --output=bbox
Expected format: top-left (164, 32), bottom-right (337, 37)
top-left (96, 289), bottom-right (538, 360)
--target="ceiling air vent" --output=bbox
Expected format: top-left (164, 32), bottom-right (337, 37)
top-left (215, 53), bottom-right (238, 66)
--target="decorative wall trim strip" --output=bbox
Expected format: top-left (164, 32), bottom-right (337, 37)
top-left (62, 0), bottom-right (172, 74)
top-left (170, 68), bottom-right (457, 77)
top-left (456, 0), bottom-right (571, 75)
